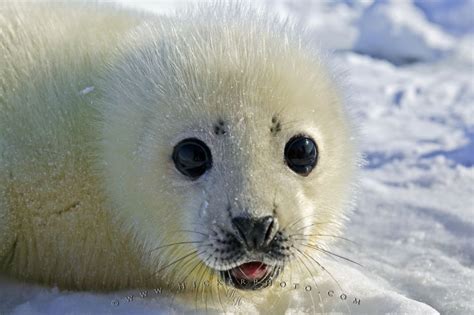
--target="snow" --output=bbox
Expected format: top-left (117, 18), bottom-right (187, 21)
top-left (262, 0), bottom-right (365, 51)
top-left (353, 0), bottom-right (455, 65)
top-left (1, 0), bottom-right (473, 314)
top-left (414, 0), bottom-right (474, 36)
top-left (339, 52), bottom-right (474, 314)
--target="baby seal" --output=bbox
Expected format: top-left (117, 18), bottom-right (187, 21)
top-left (0, 1), bottom-right (358, 311)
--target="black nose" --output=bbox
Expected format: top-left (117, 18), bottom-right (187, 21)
top-left (232, 216), bottom-right (278, 250)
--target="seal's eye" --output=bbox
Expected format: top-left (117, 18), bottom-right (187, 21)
top-left (172, 138), bottom-right (212, 179)
top-left (284, 135), bottom-right (318, 176)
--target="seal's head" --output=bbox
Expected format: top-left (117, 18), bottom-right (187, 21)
top-left (100, 5), bottom-right (357, 291)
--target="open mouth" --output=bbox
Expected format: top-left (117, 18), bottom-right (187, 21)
top-left (221, 261), bottom-right (278, 290)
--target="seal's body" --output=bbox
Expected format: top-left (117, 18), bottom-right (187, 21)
top-left (0, 2), bottom-right (357, 309)
top-left (0, 3), bottom-right (151, 289)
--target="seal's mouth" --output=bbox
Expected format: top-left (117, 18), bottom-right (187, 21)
top-left (231, 261), bottom-right (268, 281)
top-left (222, 261), bottom-right (278, 290)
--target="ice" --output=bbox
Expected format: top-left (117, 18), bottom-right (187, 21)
top-left (1, 1), bottom-right (473, 314)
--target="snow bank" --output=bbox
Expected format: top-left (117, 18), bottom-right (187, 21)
top-left (353, 0), bottom-right (455, 65)
top-left (0, 260), bottom-right (439, 315)
top-left (414, 0), bottom-right (474, 36)
top-left (264, 0), bottom-right (363, 51)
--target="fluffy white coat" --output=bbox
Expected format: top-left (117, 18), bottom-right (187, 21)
top-left (0, 2), bottom-right (357, 312)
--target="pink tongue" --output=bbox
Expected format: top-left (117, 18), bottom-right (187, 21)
top-left (231, 262), bottom-right (267, 280)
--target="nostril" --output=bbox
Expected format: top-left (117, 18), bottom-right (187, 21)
top-left (263, 217), bottom-right (275, 244)
top-left (262, 216), bottom-right (278, 246)
top-left (231, 217), bottom-right (250, 244)
top-left (231, 215), bottom-right (278, 250)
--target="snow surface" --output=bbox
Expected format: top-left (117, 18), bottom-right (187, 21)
top-left (414, 0), bottom-right (474, 36)
top-left (1, 0), bottom-right (473, 314)
top-left (353, 0), bottom-right (455, 65)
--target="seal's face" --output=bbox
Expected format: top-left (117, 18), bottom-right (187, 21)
top-left (170, 133), bottom-right (319, 289)
top-left (100, 21), bottom-right (356, 291)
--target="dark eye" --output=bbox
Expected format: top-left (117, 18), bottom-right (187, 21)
top-left (172, 138), bottom-right (212, 179)
top-left (284, 135), bottom-right (318, 176)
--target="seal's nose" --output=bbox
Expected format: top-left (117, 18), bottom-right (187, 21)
top-left (232, 216), bottom-right (277, 250)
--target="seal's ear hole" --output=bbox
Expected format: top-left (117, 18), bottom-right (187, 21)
top-left (172, 138), bottom-right (212, 179)
top-left (284, 135), bottom-right (318, 176)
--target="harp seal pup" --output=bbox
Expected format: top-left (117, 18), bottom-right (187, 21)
top-left (0, 2), bottom-right (358, 312)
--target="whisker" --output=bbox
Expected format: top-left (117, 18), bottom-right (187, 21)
top-left (188, 222), bottom-right (208, 228)
top-left (206, 263), bottom-right (220, 310)
top-left (288, 254), bottom-right (295, 288)
top-left (173, 229), bottom-right (209, 237)
top-left (166, 251), bottom-right (207, 307)
top-left (193, 261), bottom-right (207, 311)
top-left (207, 269), bottom-right (218, 311)
top-left (286, 257), bottom-right (296, 310)
top-left (216, 271), bottom-right (227, 314)
top-left (281, 213), bottom-right (319, 231)
top-left (176, 250), bottom-right (211, 285)
top-left (301, 250), bottom-right (352, 314)
top-left (153, 250), bottom-right (199, 276)
top-left (179, 256), bottom-right (206, 285)
top-left (292, 250), bottom-right (321, 314)
top-left (255, 263), bottom-right (274, 287)
top-left (275, 101), bottom-right (289, 118)
top-left (290, 234), bottom-right (359, 245)
top-left (226, 270), bottom-right (233, 287)
top-left (293, 221), bottom-right (336, 233)
top-left (279, 118), bottom-right (307, 128)
top-left (148, 240), bottom-right (204, 254)
top-left (195, 257), bottom-right (210, 309)
top-left (301, 243), bottom-right (363, 267)
top-left (282, 212), bottom-right (336, 232)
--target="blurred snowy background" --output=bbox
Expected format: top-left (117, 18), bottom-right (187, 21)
top-left (1, 0), bottom-right (473, 314)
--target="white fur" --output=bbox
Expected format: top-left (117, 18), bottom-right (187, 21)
top-left (0, 1), bottom-right (358, 311)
